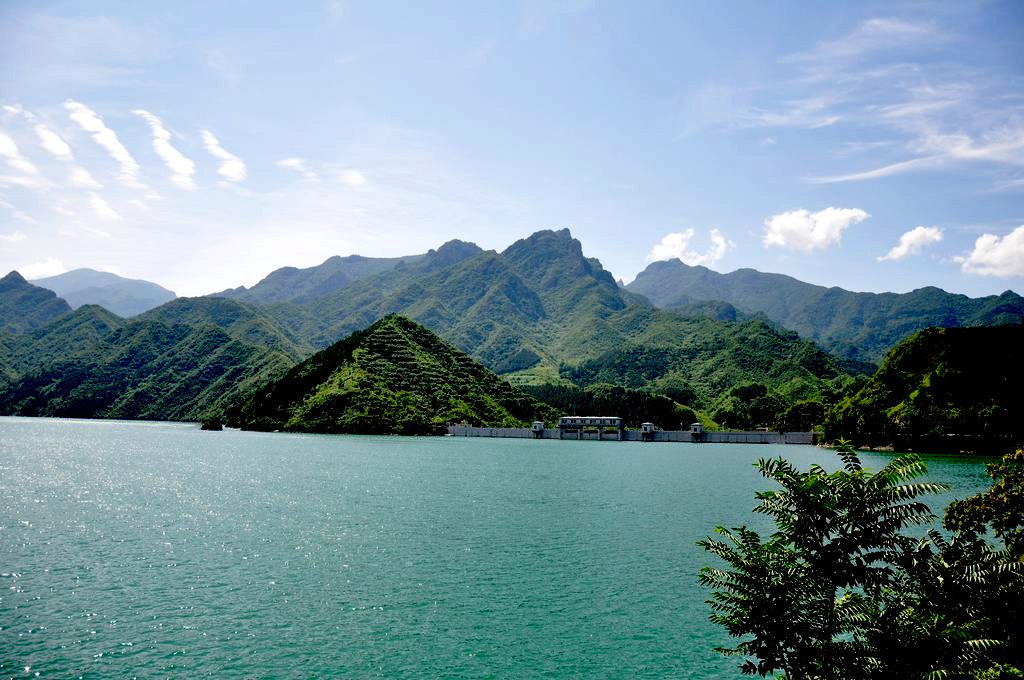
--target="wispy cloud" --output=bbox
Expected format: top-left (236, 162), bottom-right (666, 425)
top-left (200, 130), bottom-right (246, 183)
top-left (0, 131), bottom-right (42, 176)
top-left (955, 226), bottom-right (1024, 277)
top-left (763, 207), bottom-right (869, 251)
top-left (745, 97), bottom-right (841, 129)
top-left (646, 228), bottom-right (733, 267)
top-left (0, 231), bottom-right (28, 242)
top-left (877, 226), bottom-right (943, 261)
top-left (277, 157), bottom-right (319, 181)
top-left (133, 110), bottom-right (196, 190)
top-left (6, 103), bottom-right (103, 188)
top-left (88, 192), bottom-right (122, 220)
top-left (785, 17), bottom-right (938, 65)
top-left (65, 100), bottom-right (142, 188)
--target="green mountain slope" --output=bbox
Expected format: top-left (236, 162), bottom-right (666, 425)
top-left (138, 296), bottom-right (313, 361)
top-left (32, 268), bottom-right (175, 316)
top-left (266, 230), bottom-right (637, 375)
top-left (4, 304), bottom-right (125, 375)
top-left (0, 271), bottom-right (72, 334)
top-left (0, 319), bottom-right (294, 421)
top-left (626, 259), bottom-right (1024, 363)
top-left (232, 315), bottom-right (556, 434)
top-left (825, 324), bottom-right (1024, 450)
top-left (561, 306), bottom-right (853, 426)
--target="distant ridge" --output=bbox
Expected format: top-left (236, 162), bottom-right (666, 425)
top-left (32, 268), bottom-right (175, 317)
top-left (214, 243), bottom-right (483, 304)
top-left (627, 259), bottom-right (1024, 363)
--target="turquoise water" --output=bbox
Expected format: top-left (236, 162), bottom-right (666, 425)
top-left (0, 417), bottom-right (994, 678)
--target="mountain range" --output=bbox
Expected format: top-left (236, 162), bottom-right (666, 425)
top-left (32, 268), bottom-right (176, 317)
top-left (626, 258), bottom-right (1024, 363)
top-left (0, 228), bottom-right (1020, 430)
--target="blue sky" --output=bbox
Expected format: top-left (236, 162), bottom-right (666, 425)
top-left (0, 0), bottom-right (1022, 297)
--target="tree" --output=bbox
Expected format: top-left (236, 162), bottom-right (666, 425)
top-left (945, 448), bottom-right (1024, 558)
top-left (699, 441), bottom-right (945, 678)
top-left (700, 443), bottom-right (1024, 679)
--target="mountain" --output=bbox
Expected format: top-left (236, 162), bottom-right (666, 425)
top-left (0, 271), bottom-right (72, 334)
top-left (3, 304), bottom-right (125, 376)
top-left (626, 259), bottom-right (1024, 363)
top-left (0, 317), bottom-right (295, 421)
top-left (263, 230), bottom-right (639, 376)
top-left (825, 324), bottom-right (1024, 451)
top-left (32, 268), bottom-right (176, 317)
top-left (0, 229), bottom-right (865, 427)
top-left (561, 306), bottom-right (854, 427)
top-left (213, 245), bottom-right (474, 304)
top-left (137, 296), bottom-right (313, 362)
top-left (231, 315), bottom-right (556, 434)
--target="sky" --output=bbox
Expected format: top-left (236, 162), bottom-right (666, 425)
top-left (0, 1), bottom-right (1022, 297)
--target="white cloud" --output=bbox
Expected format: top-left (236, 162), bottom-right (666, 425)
top-left (88, 192), bottom-right (122, 220)
top-left (646, 228), bottom-right (734, 267)
top-left (0, 174), bottom-right (49, 190)
top-left (69, 166), bottom-right (102, 188)
top-left (0, 131), bottom-right (41, 176)
top-left (787, 17), bottom-right (937, 64)
top-left (20, 118), bottom-right (101, 188)
top-left (0, 231), bottom-right (28, 242)
top-left (64, 99), bottom-right (142, 187)
top-left (763, 207), bottom-right (870, 251)
top-left (21, 257), bottom-right (66, 279)
top-left (808, 156), bottom-right (946, 183)
top-left (339, 169), bottom-right (367, 187)
top-left (877, 226), bottom-right (943, 261)
top-left (955, 226), bottom-right (1024, 277)
top-left (132, 110), bottom-right (196, 190)
top-left (200, 130), bottom-right (246, 182)
top-left (33, 124), bottom-right (73, 161)
top-left (276, 157), bottom-right (319, 181)
top-left (746, 97), bottom-right (841, 129)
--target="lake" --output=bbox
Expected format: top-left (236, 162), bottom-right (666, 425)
top-left (0, 417), bottom-right (995, 678)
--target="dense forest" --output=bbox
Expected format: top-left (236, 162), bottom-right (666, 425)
top-left (825, 325), bottom-right (1024, 452)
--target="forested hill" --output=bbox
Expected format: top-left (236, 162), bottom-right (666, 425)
top-left (825, 324), bottom-right (1024, 451)
top-left (0, 271), bottom-right (72, 334)
top-left (232, 315), bottom-right (557, 434)
top-left (627, 258), bottom-right (1024, 363)
top-left (0, 298), bottom-right (298, 420)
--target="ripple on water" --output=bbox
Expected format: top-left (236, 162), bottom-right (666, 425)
top-left (0, 417), bottom-right (996, 678)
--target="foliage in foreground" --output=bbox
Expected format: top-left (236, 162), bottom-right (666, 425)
top-left (700, 442), bottom-right (1024, 679)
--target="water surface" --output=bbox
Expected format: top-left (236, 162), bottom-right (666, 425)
top-left (0, 417), bottom-right (994, 677)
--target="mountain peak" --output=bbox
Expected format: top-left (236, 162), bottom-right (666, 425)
top-left (425, 239), bottom-right (482, 267)
top-left (1, 271), bottom-right (27, 285)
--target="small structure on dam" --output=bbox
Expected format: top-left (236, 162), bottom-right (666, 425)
top-left (556, 416), bottom-right (623, 440)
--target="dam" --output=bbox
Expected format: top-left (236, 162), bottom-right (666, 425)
top-left (448, 416), bottom-right (816, 445)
